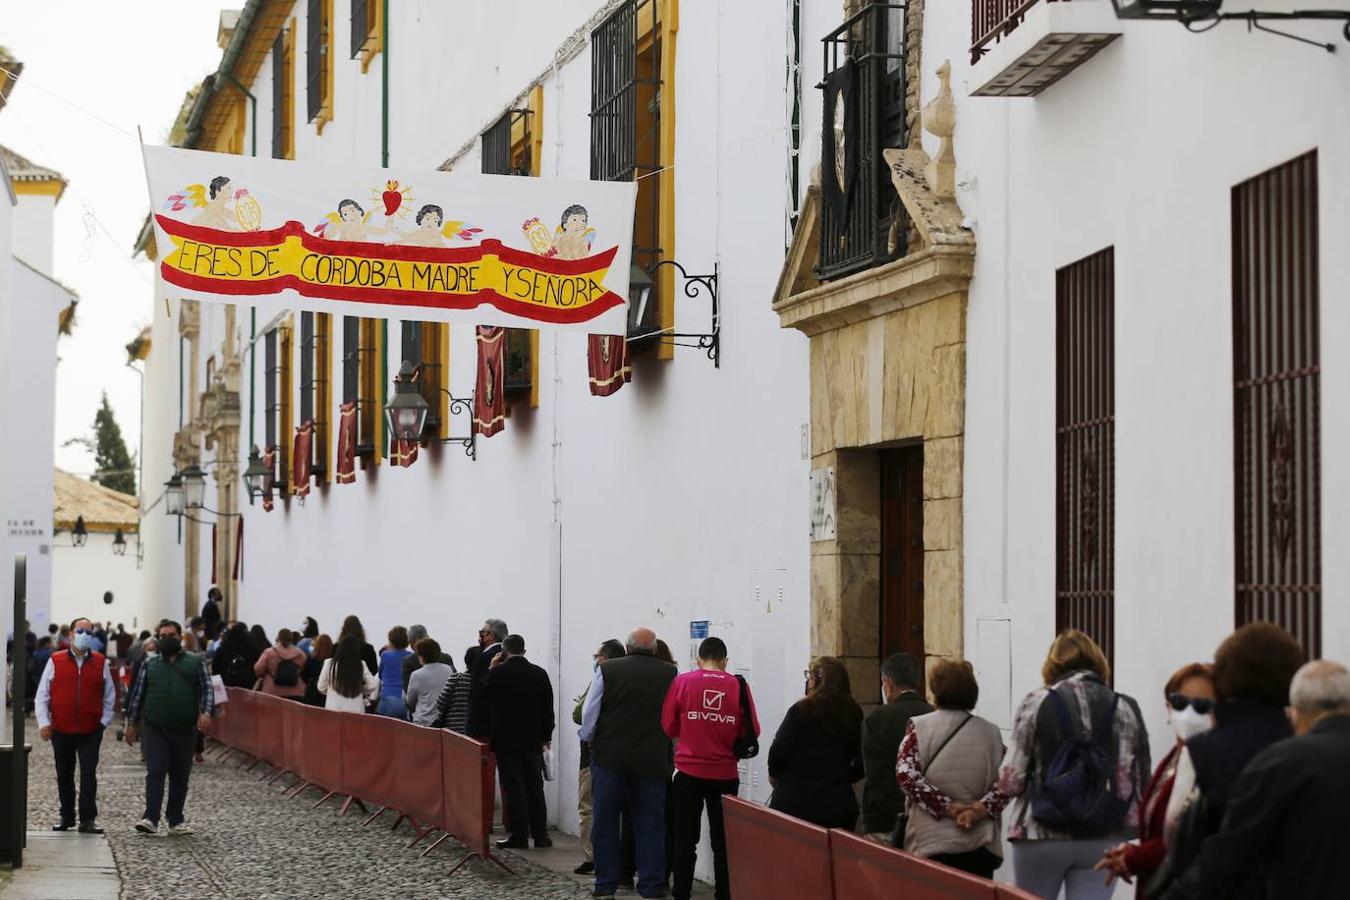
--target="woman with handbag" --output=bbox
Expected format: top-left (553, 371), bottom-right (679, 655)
top-left (896, 659), bottom-right (1006, 878)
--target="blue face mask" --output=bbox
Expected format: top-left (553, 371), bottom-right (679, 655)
top-left (72, 631), bottom-right (93, 652)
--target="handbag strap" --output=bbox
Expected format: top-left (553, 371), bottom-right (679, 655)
top-left (923, 713), bottom-right (972, 773)
top-left (734, 674), bottom-right (755, 739)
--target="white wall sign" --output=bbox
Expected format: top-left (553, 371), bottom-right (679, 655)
top-left (808, 466), bottom-right (836, 542)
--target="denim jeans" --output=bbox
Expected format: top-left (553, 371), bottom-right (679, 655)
top-left (592, 762), bottom-right (667, 898)
top-left (142, 724), bottom-right (197, 826)
top-left (376, 694), bottom-right (407, 719)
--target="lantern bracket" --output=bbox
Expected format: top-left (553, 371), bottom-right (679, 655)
top-left (427, 386), bottom-right (479, 461)
top-left (646, 260), bottom-right (720, 369)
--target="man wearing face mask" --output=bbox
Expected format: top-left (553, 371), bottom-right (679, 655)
top-left (35, 616), bottom-right (118, 834)
top-left (124, 619), bottom-right (215, 835)
top-left (1095, 662), bottom-right (1215, 897)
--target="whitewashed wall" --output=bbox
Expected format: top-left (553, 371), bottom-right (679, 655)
top-left (141, 2), bottom-right (823, 861)
top-left (918, 4), bottom-right (1350, 772)
top-left (10, 192), bottom-right (55, 276)
top-left (50, 531), bottom-right (149, 635)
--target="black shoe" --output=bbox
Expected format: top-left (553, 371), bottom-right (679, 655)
top-left (618, 879), bottom-right (635, 891)
top-left (52, 821), bottom-right (75, 832)
top-left (495, 837), bottom-right (529, 850)
top-left (592, 894), bottom-right (616, 900)
top-left (78, 822), bottom-right (104, 834)
top-left (574, 861), bottom-right (595, 875)
top-left (534, 837), bottom-right (554, 848)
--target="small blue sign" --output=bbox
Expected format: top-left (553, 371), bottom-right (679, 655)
top-left (689, 620), bottom-right (710, 640)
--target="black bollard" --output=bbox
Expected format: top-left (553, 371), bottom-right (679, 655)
top-left (7, 554), bottom-right (27, 867)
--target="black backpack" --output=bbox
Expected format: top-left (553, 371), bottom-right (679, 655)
top-left (1030, 688), bottom-right (1131, 837)
top-left (224, 654), bottom-right (255, 688)
top-left (272, 656), bottom-right (301, 687)
top-left (732, 675), bottom-right (759, 759)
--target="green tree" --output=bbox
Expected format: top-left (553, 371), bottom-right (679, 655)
top-left (90, 393), bottom-right (136, 495)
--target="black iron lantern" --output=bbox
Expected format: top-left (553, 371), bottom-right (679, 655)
top-left (1110, 0), bottom-right (1221, 20)
top-left (164, 472), bottom-right (186, 516)
top-left (180, 463), bottom-right (207, 510)
top-left (242, 446), bottom-right (270, 503)
top-left (627, 264), bottom-right (657, 337)
top-left (384, 360), bottom-right (431, 444)
top-left (72, 515), bottom-right (88, 547)
top-left (112, 528), bottom-right (127, 556)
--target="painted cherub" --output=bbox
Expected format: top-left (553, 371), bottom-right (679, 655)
top-left (551, 204), bottom-right (595, 260)
top-left (392, 204), bottom-right (483, 247)
top-left (315, 199), bottom-right (390, 242)
top-left (191, 176), bottom-right (241, 231)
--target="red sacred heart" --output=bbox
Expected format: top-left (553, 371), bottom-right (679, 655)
top-left (382, 189), bottom-right (401, 216)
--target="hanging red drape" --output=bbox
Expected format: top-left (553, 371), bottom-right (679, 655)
top-left (587, 334), bottom-right (631, 397)
top-left (391, 437), bottom-right (419, 467)
top-left (292, 420), bottom-right (314, 497)
top-left (336, 401), bottom-right (357, 484)
top-left (474, 326), bottom-right (506, 437)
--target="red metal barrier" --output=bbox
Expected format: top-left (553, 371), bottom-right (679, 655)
top-left (301, 707), bottom-right (345, 797)
top-left (829, 829), bottom-right (998, 900)
top-left (339, 713), bottom-right (402, 813)
top-left (723, 797), bottom-right (834, 900)
top-left (994, 886), bottom-right (1040, 899)
top-left (282, 700), bottom-right (305, 779)
top-left (385, 718), bottom-right (443, 829)
top-left (439, 729), bottom-right (497, 866)
top-left (252, 693), bottom-right (288, 770)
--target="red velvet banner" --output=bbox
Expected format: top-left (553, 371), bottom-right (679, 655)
top-left (473, 326), bottom-right (506, 436)
top-left (336, 401), bottom-right (357, 484)
top-left (292, 420), bottom-right (314, 497)
top-left (587, 334), bottom-right (631, 397)
top-left (261, 446), bottom-right (276, 511)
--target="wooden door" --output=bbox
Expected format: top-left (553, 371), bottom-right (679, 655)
top-left (880, 445), bottom-right (925, 668)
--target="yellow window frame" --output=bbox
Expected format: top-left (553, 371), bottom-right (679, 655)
top-left (313, 0), bottom-right (335, 134)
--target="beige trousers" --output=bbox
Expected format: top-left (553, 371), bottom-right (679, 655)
top-left (578, 765), bottom-right (594, 861)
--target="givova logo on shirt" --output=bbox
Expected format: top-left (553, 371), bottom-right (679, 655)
top-left (687, 688), bottom-right (737, 724)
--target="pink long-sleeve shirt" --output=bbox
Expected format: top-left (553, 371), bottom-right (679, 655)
top-left (661, 668), bottom-right (761, 781)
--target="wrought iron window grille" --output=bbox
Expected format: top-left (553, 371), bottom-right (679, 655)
top-left (299, 313), bottom-right (328, 478)
top-left (1112, 1), bottom-right (1350, 51)
top-left (628, 260), bottom-right (720, 368)
top-left (482, 109), bottom-right (534, 176)
top-left (816, 2), bottom-right (909, 282)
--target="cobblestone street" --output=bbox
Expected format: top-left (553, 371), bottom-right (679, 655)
top-left (20, 718), bottom-right (593, 900)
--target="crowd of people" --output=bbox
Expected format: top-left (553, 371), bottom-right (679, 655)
top-left (11, 589), bottom-right (1348, 900)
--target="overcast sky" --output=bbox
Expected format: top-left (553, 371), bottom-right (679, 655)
top-left (2, 2), bottom-right (229, 489)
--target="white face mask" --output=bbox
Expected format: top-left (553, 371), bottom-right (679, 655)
top-left (1170, 707), bottom-right (1213, 742)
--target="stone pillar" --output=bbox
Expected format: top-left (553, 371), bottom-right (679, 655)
top-left (178, 301), bottom-right (201, 619)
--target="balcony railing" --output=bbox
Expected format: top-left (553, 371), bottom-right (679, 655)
top-left (816, 2), bottom-right (909, 282)
top-left (972, 0), bottom-right (1067, 64)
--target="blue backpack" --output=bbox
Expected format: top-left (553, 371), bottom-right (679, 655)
top-left (1030, 688), bottom-right (1131, 837)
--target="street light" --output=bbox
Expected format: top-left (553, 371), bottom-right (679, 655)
top-left (384, 360), bottom-right (431, 444)
top-left (112, 529), bottom-right (127, 556)
top-left (164, 472), bottom-right (186, 516)
top-left (628, 263), bottom-right (657, 337)
top-left (1110, 0), bottom-right (1220, 18)
top-left (72, 515), bottom-right (88, 547)
top-left (242, 446), bottom-right (270, 504)
top-left (180, 463), bottom-right (208, 510)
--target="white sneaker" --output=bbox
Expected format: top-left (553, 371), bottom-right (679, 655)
top-left (167, 823), bottom-right (194, 836)
top-left (134, 818), bottom-right (157, 835)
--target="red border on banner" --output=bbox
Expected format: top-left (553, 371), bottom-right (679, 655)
top-left (153, 215), bottom-right (625, 324)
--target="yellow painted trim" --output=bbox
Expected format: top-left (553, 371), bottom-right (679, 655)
top-left (656, 0), bottom-right (678, 360)
top-left (440, 324), bottom-right (451, 429)
top-left (528, 329), bottom-right (541, 408)
top-left (359, 0), bottom-right (383, 74)
top-left (529, 85), bottom-right (544, 178)
top-left (12, 180), bottom-right (64, 198)
top-left (279, 20), bottom-right (296, 159)
top-left (280, 317), bottom-right (294, 493)
top-left (316, 312), bottom-right (332, 485)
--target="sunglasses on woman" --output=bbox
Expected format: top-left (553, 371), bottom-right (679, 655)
top-left (1167, 693), bottom-right (1214, 715)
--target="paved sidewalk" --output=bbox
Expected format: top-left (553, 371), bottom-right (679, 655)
top-left (0, 832), bottom-right (120, 900)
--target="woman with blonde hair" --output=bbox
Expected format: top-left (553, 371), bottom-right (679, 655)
top-left (981, 630), bottom-right (1150, 900)
top-left (767, 656), bottom-right (865, 829)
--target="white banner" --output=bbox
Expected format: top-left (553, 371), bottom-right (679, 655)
top-left (141, 145), bottom-right (635, 333)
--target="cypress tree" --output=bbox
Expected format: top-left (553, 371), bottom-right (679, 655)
top-left (91, 393), bottom-right (136, 495)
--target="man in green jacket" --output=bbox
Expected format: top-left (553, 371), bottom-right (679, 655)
top-left (125, 619), bottom-right (214, 835)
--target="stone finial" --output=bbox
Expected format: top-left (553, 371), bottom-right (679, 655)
top-left (922, 60), bottom-right (956, 200)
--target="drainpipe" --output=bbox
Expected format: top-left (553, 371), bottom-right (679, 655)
top-left (379, 0), bottom-right (390, 456)
top-left (222, 73), bottom-right (257, 159)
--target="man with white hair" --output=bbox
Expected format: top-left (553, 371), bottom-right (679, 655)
top-left (1199, 659), bottom-right (1350, 899)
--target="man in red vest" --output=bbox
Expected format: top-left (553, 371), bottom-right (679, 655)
top-left (35, 615), bottom-right (117, 833)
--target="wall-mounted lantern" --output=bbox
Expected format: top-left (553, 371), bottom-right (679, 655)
top-left (72, 515), bottom-right (88, 548)
top-left (112, 529), bottom-right (127, 556)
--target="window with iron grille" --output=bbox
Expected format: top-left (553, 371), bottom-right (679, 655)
top-left (1233, 151), bottom-right (1321, 657)
top-left (351, 0), bottom-right (370, 58)
top-left (482, 109), bottom-right (533, 177)
top-left (1056, 247), bottom-right (1115, 669)
top-left (264, 327), bottom-right (291, 492)
top-left (300, 312), bottom-right (330, 481)
top-left (271, 29), bottom-right (292, 159)
top-left (306, 0), bottom-right (329, 123)
top-left (399, 321), bottom-right (446, 434)
top-left (591, 0), bottom-right (664, 342)
top-left (504, 328), bottom-right (532, 397)
top-left (343, 316), bottom-right (376, 455)
top-left (816, 2), bottom-right (908, 281)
